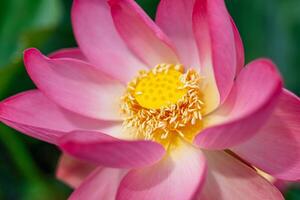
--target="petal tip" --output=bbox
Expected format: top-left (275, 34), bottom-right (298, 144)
top-left (249, 58), bottom-right (282, 78)
top-left (23, 48), bottom-right (46, 71)
top-left (23, 48), bottom-right (40, 60)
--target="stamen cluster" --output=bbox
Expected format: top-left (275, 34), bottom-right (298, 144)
top-left (120, 64), bottom-right (205, 144)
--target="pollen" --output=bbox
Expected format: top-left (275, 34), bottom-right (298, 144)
top-left (120, 64), bottom-right (205, 149)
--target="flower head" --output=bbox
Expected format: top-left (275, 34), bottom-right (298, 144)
top-left (1, 0), bottom-right (300, 199)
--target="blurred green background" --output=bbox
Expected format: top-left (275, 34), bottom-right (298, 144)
top-left (0, 0), bottom-right (299, 199)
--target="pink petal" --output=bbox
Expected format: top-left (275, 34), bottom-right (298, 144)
top-left (231, 17), bottom-right (245, 74)
top-left (232, 89), bottom-right (300, 180)
top-left (195, 59), bottom-right (283, 149)
top-left (196, 151), bottom-right (284, 200)
top-left (69, 167), bottom-right (126, 200)
top-left (193, 0), bottom-right (237, 102)
top-left (156, 0), bottom-right (221, 114)
top-left (0, 119), bottom-right (63, 144)
top-left (0, 90), bottom-right (123, 143)
top-left (56, 154), bottom-right (96, 188)
top-left (109, 0), bottom-right (179, 67)
top-left (48, 48), bottom-right (87, 61)
top-left (24, 48), bottom-right (124, 121)
top-left (117, 141), bottom-right (206, 200)
top-left (155, 0), bottom-right (199, 68)
top-left (59, 131), bottom-right (165, 168)
top-left (72, 0), bottom-right (147, 83)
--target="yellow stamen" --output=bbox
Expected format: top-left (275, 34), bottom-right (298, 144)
top-left (120, 64), bottom-right (205, 149)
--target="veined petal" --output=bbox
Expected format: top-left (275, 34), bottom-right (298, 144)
top-left (231, 17), bottom-right (245, 74)
top-left (109, 0), bottom-right (179, 67)
top-left (0, 90), bottom-right (123, 139)
top-left (24, 48), bottom-right (124, 121)
top-left (195, 59), bottom-right (283, 149)
top-left (0, 120), bottom-right (64, 144)
top-left (72, 0), bottom-right (147, 83)
top-left (156, 0), bottom-right (199, 68)
top-left (156, 0), bottom-right (221, 114)
top-left (69, 167), bottom-right (126, 200)
top-left (48, 48), bottom-right (88, 61)
top-left (193, 0), bottom-right (237, 102)
top-left (0, 90), bottom-right (123, 145)
top-left (56, 154), bottom-right (96, 188)
top-left (202, 75), bottom-right (221, 115)
top-left (117, 141), bottom-right (206, 200)
top-left (196, 151), bottom-right (284, 200)
top-left (59, 131), bottom-right (165, 168)
top-left (232, 89), bottom-right (300, 180)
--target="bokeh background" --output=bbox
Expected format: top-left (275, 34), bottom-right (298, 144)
top-left (0, 0), bottom-right (299, 199)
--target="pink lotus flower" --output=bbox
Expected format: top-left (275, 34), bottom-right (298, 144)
top-left (1, 0), bottom-right (300, 199)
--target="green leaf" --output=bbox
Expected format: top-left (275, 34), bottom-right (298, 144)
top-left (0, 0), bottom-right (65, 199)
top-left (0, 0), bottom-right (62, 67)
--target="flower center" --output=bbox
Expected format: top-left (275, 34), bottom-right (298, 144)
top-left (134, 65), bottom-right (186, 109)
top-left (121, 64), bottom-right (205, 149)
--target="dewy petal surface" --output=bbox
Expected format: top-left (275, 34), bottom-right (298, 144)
top-left (196, 151), bottom-right (284, 200)
top-left (195, 59), bottom-right (282, 149)
top-left (0, 90), bottom-right (123, 139)
top-left (24, 48), bottom-right (124, 121)
top-left (232, 89), bottom-right (300, 181)
top-left (48, 48), bottom-right (88, 61)
top-left (193, 0), bottom-right (237, 102)
top-left (59, 131), bottom-right (165, 168)
top-left (56, 154), bottom-right (96, 188)
top-left (117, 141), bottom-right (206, 200)
top-left (155, 0), bottom-right (199, 68)
top-left (72, 0), bottom-right (147, 83)
top-left (69, 167), bottom-right (126, 200)
top-left (109, 0), bottom-right (179, 66)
